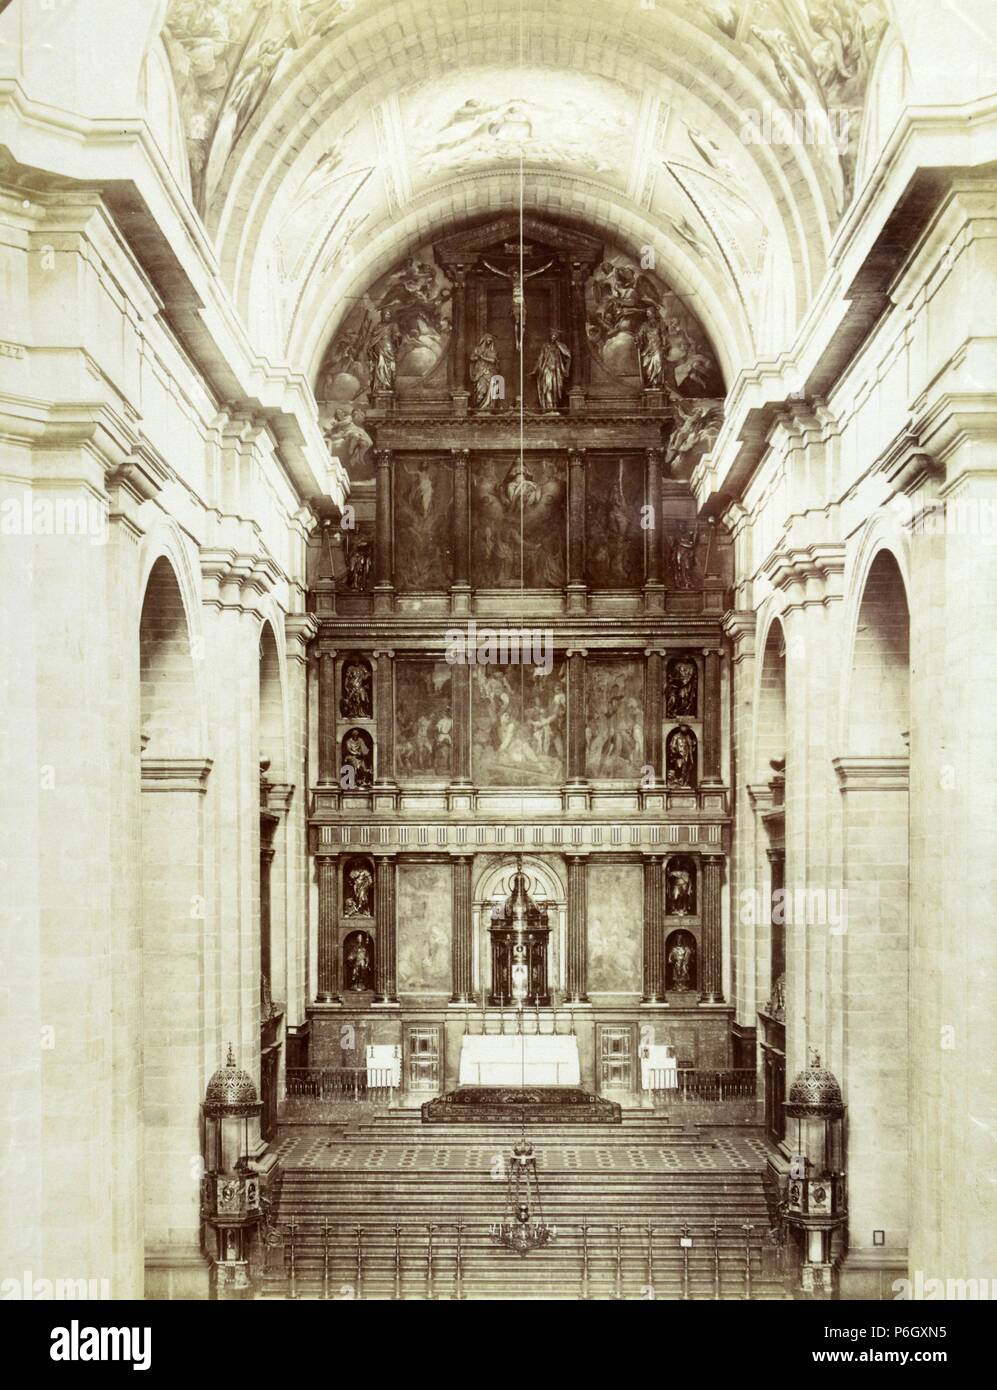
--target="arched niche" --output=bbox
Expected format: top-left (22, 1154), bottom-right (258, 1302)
top-left (342, 930), bottom-right (375, 994)
top-left (342, 856), bottom-right (375, 919)
top-left (665, 928), bottom-right (698, 995)
top-left (665, 855), bottom-right (697, 917)
top-left (472, 856), bottom-right (566, 1000)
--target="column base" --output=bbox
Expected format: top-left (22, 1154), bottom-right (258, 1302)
top-left (450, 390), bottom-right (469, 416)
top-left (449, 583), bottom-right (472, 615)
top-left (699, 992), bottom-right (726, 1005)
top-left (372, 782), bottom-right (400, 811)
top-left (373, 585), bottom-right (395, 614)
top-left (446, 782), bottom-right (476, 812)
top-left (643, 582), bottom-right (666, 614)
top-left (563, 781), bottom-right (591, 812)
top-left (315, 993), bottom-right (342, 1006)
top-left (568, 386), bottom-right (586, 413)
top-left (640, 995), bottom-right (667, 1006)
top-left (371, 996), bottom-right (400, 1007)
top-left (565, 582), bottom-right (588, 614)
top-left (563, 992), bottom-right (590, 1005)
top-left (449, 993), bottom-right (478, 1006)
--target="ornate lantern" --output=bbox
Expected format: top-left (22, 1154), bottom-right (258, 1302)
top-left (201, 1045), bottom-right (262, 1297)
top-left (783, 1049), bottom-right (847, 1295)
top-left (488, 858), bottom-right (551, 1006)
top-left (489, 1139), bottom-right (556, 1256)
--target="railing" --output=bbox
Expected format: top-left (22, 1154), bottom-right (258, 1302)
top-left (647, 1068), bottom-right (757, 1102)
top-left (257, 1217), bottom-right (785, 1300)
top-left (461, 1007), bottom-right (579, 1036)
top-left (285, 1067), bottom-right (398, 1103)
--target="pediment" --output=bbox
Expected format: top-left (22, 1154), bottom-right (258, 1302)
top-left (434, 216), bottom-right (603, 270)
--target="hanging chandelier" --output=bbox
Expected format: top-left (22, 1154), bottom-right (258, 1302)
top-left (489, 859), bottom-right (557, 1256)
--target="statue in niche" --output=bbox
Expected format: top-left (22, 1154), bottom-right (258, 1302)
top-left (636, 307), bottom-right (666, 388)
top-left (666, 657), bottom-right (698, 718)
top-left (469, 333), bottom-right (500, 411)
top-left (343, 858), bottom-right (374, 918)
top-left (343, 931), bottom-right (374, 993)
top-left (531, 330), bottom-right (572, 413)
top-left (666, 932), bottom-right (697, 993)
top-left (340, 659), bottom-right (372, 720)
top-left (667, 858), bottom-right (697, 916)
top-left (367, 310), bottom-right (401, 392)
top-left (672, 527), bottom-right (698, 588)
top-left (341, 727), bottom-right (373, 789)
top-left (344, 534), bottom-right (372, 591)
top-left (666, 724), bottom-right (697, 788)
top-left (482, 258), bottom-right (553, 350)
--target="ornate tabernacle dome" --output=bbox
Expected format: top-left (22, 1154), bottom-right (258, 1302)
top-left (204, 1045), bottom-right (261, 1117)
top-left (494, 860), bottom-right (548, 930)
top-left (785, 1051), bottom-right (844, 1118)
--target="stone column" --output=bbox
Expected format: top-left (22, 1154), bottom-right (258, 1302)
top-left (450, 660), bottom-right (472, 786)
top-left (373, 448), bottom-right (394, 613)
top-left (447, 264), bottom-right (469, 413)
top-left (373, 649), bottom-right (395, 788)
top-left (700, 855), bottom-right (725, 1003)
top-left (317, 645), bottom-right (337, 784)
top-left (566, 447), bottom-right (587, 613)
top-left (767, 847), bottom-right (786, 1001)
top-left (566, 648), bottom-right (587, 789)
top-left (702, 646), bottom-right (723, 786)
top-left (642, 855), bottom-right (665, 1003)
top-left (316, 855), bottom-right (341, 1003)
top-left (644, 448), bottom-right (665, 612)
top-left (565, 855), bottom-right (589, 1003)
top-left (373, 856), bottom-right (398, 1004)
top-left (568, 264), bottom-right (588, 411)
top-left (644, 648), bottom-right (664, 786)
top-left (450, 854), bottom-right (475, 1003)
top-left (451, 447), bottom-right (471, 613)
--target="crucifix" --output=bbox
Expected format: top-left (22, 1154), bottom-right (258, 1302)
top-left (481, 259), bottom-right (553, 350)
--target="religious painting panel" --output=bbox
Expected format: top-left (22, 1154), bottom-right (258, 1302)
top-left (471, 661), bottom-right (566, 786)
top-left (470, 455), bottom-right (566, 588)
top-left (393, 457), bottom-right (453, 591)
top-left (585, 657), bottom-right (644, 779)
top-left (587, 863), bottom-right (642, 993)
top-left (397, 863), bottom-right (451, 993)
top-left (586, 455), bottom-right (644, 588)
top-left (395, 661), bottom-right (453, 779)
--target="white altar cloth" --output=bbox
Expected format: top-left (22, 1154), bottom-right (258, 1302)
top-left (641, 1044), bottom-right (678, 1090)
top-left (458, 1035), bottom-right (581, 1087)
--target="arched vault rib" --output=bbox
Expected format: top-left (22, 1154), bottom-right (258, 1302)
top-left (197, 0), bottom-right (846, 371)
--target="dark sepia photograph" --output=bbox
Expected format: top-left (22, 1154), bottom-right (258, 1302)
top-left (0, 0), bottom-right (993, 1368)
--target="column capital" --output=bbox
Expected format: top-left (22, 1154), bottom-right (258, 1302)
top-left (450, 447), bottom-right (470, 464)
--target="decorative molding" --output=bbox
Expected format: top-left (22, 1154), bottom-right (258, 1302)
top-left (833, 755), bottom-right (909, 792)
top-left (141, 756), bottom-right (213, 793)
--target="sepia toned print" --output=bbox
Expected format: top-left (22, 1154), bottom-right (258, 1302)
top-left (2, 0), bottom-right (992, 1342)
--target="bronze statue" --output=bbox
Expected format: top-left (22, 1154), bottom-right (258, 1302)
top-left (344, 861), bottom-right (374, 917)
top-left (666, 657), bottom-right (698, 717)
top-left (666, 724), bottom-right (697, 788)
top-left (340, 659), bottom-right (372, 719)
top-left (531, 330), bottom-right (571, 413)
top-left (668, 936), bottom-right (695, 992)
top-left (469, 333), bottom-right (499, 410)
top-left (636, 306), bottom-right (666, 388)
top-left (344, 931), bottom-right (374, 992)
top-left (482, 258), bottom-right (553, 350)
top-left (342, 727), bottom-right (373, 788)
top-left (672, 528), bottom-right (698, 588)
top-left (667, 861), bottom-right (695, 915)
top-left (368, 311), bottom-right (400, 392)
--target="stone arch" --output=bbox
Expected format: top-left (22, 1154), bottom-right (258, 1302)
top-left (139, 555), bottom-right (200, 758)
top-left (840, 539), bottom-right (911, 757)
top-left (754, 611), bottom-right (787, 783)
top-left (473, 855), bottom-right (567, 998)
top-left (258, 618), bottom-right (287, 781)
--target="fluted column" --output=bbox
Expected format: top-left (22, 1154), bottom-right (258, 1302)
top-left (451, 660), bottom-right (471, 785)
top-left (568, 264), bottom-right (588, 410)
top-left (317, 645), bottom-right (337, 785)
top-left (702, 646), bottom-right (723, 786)
top-left (451, 447), bottom-right (471, 612)
top-left (450, 854), bottom-right (475, 1003)
top-left (373, 649), bottom-right (395, 786)
top-left (566, 648), bottom-right (587, 786)
top-left (566, 448), bottom-right (587, 613)
top-left (373, 856), bottom-right (398, 1004)
top-left (642, 855), bottom-right (665, 1003)
top-left (701, 854), bottom-right (725, 1003)
top-left (644, 648), bottom-right (664, 786)
top-left (316, 855), bottom-right (341, 1003)
top-left (644, 448), bottom-right (665, 612)
top-left (565, 855), bottom-right (589, 1003)
top-left (447, 264), bottom-right (469, 412)
top-left (373, 448), bottom-right (394, 613)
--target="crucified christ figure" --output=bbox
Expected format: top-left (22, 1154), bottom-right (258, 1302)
top-left (482, 259), bottom-right (553, 350)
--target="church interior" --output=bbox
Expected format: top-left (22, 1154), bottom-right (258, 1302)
top-left (2, 0), bottom-right (995, 1304)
